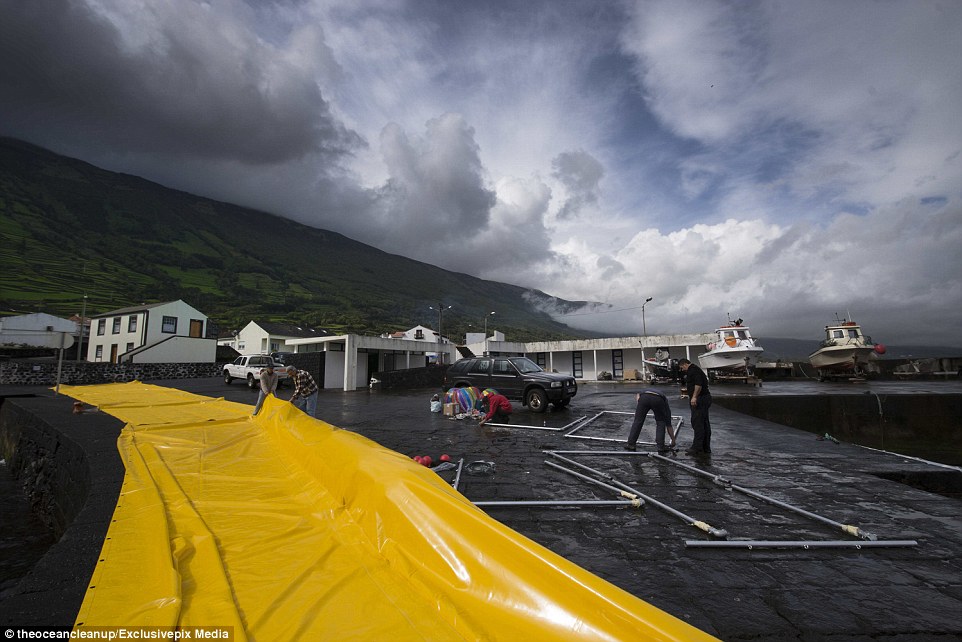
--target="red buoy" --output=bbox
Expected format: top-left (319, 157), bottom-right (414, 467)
top-left (439, 454), bottom-right (451, 462)
top-left (874, 343), bottom-right (887, 354)
top-left (422, 455), bottom-right (433, 467)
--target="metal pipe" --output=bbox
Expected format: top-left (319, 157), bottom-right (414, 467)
top-left (543, 461), bottom-right (644, 506)
top-left (649, 453), bottom-right (879, 541)
top-left (544, 450), bottom-right (650, 455)
top-left (451, 457), bottom-right (464, 491)
top-left (545, 455), bottom-right (726, 538)
top-left (855, 444), bottom-right (962, 473)
top-left (564, 411), bottom-right (605, 437)
top-left (474, 500), bottom-right (640, 508)
top-left (685, 539), bottom-right (918, 549)
top-left (565, 434), bottom-right (656, 445)
top-left (485, 418), bottom-right (584, 432)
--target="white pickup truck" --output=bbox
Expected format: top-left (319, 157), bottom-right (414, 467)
top-left (223, 354), bottom-right (289, 390)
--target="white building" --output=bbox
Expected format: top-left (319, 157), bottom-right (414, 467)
top-left (217, 320), bottom-right (332, 355)
top-left (280, 331), bottom-right (714, 391)
top-left (0, 312), bottom-right (77, 348)
top-left (382, 325), bottom-right (451, 363)
top-left (86, 300), bottom-right (215, 363)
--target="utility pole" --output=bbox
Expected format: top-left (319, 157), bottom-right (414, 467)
top-left (483, 311), bottom-right (495, 356)
top-left (642, 297), bottom-right (653, 336)
top-left (76, 293), bottom-right (88, 361)
top-left (429, 303), bottom-right (452, 364)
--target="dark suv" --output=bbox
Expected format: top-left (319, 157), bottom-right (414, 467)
top-left (443, 356), bottom-right (577, 412)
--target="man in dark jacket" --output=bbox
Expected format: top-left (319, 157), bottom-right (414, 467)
top-left (679, 359), bottom-right (712, 455)
top-left (625, 389), bottom-right (673, 452)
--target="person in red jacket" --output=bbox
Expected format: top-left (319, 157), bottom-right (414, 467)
top-left (478, 389), bottom-right (512, 426)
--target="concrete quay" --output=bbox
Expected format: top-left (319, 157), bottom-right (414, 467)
top-left (2, 378), bottom-right (961, 640)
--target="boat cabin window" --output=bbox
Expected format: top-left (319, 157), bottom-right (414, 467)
top-left (722, 331), bottom-right (734, 338)
top-left (847, 329), bottom-right (859, 339)
top-left (736, 330), bottom-right (748, 339)
top-left (832, 330), bottom-right (844, 339)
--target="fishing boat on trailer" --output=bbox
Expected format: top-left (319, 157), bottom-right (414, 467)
top-left (697, 319), bottom-right (765, 374)
top-left (808, 318), bottom-right (885, 377)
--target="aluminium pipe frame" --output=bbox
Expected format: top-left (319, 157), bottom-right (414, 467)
top-left (484, 415), bottom-right (589, 432)
top-left (563, 411), bottom-right (684, 446)
top-left (474, 500), bottom-right (640, 508)
top-left (544, 453), bottom-right (728, 539)
top-left (648, 452), bottom-right (882, 541)
top-left (685, 539), bottom-right (918, 549)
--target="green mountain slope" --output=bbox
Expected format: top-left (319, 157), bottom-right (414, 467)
top-left (0, 138), bottom-right (593, 341)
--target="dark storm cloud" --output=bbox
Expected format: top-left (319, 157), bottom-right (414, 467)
top-left (0, 0), bottom-right (361, 164)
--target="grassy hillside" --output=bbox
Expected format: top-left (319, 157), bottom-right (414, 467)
top-left (0, 138), bottom-right (592, 341)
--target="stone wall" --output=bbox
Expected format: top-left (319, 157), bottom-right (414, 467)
top-left (0, 396), bottom-right (125, 626)
top-left (372, 365), bottom-right (448, 390)
top-left (0, 360), bottom-right (222, 386)
top-left (716, 393), bottom-right (962, 466)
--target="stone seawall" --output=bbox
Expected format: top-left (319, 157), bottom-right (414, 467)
top-left (716, 394), bottom-right (962, 466)
top-left (0, 395), bottom-right (125, 626)
top-left (0, 360), bottom-right (222, 386)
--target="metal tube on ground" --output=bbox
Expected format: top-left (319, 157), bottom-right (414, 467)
top-left (649, 453), bottom-right (879, 541)
top-left (685, 539), bottom-right (918, 549)
top-left (474, 500), bottom-right (640, 508)
top-left (564, 411), bottom-right (605, 437)
top-left (564, 434), bottom-right (656, 445)
top-left (543, 461), bottom-right (644, 507)
top-left (545, 456), bottom-right (727, 539)
top-left (451, 457), bottom-right (464, 492)
top-left (855, 445), bottom-right (962, 473)
top-left (486, 422), bottom-right (569, 431)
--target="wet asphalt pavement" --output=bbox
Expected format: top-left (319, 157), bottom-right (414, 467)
top-left (174, 377), bottom-right (962, 641)
top-left (4, 376), bottom-right (962, 640)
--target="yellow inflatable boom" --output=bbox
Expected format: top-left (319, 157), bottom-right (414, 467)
top-left (62, 382), bottom-right (715, 641)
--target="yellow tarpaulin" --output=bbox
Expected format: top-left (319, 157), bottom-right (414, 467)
top-left (62, 382), bottom-right (715, 641)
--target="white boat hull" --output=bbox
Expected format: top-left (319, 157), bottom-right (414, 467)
top-left (808, 345), bottom-right (875, 370)
top-left (698, 346), bottom-right (764, 371)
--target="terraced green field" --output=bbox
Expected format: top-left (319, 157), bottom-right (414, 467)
top-left (0, 138), bottom-right (590, 341)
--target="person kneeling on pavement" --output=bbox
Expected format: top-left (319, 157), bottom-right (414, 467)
top-left (625, 389), bottom-right (673, 452)
top-left (478, 389), bottom-right (512, 426)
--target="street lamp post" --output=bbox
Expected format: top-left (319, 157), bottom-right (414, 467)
top-left (429, 304), bottom-right (452, 364)
top-left (642, 297), bottom-right (653, 336)
top-left (483, 311), bottom-right (495, 356)
top-left (76, 293), bottom-right (88, 361)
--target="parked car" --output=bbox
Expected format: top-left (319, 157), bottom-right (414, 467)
top-left (443, 356), bottom-right (577, 412)
top-left (270, 351), bottom-right (296, 365)
top-left (223, 354), bottom-right (289, 390)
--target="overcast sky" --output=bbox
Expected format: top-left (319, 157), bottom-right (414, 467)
top-left (2, 0), bottom-right (960, 346)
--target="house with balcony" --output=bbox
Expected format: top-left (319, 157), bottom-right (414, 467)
top-left (86, 300), bottom-right (215, 363)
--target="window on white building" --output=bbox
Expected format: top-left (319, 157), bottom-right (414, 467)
top-left (128, 316), bottom-right (137, 332)
top-left (162, 316), bottom-right (177, 333)
top-left (97, 319), bottom-right (106, 336)
top-left (126, 342), bottom-right (134, 353)
top-left (112, 317), bottom-right (121, 334)
top-left (95, 345), bottom-right (103, 361)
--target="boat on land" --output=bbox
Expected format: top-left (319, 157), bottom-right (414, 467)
top-left (697, 318), bottom-right (765, 374)
top-left (808, 317), bottom-right (885, 377)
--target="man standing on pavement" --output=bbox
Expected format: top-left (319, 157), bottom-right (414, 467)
top-left (678, 359), bottom-right (712, 455)
top-left (624, 389), bottom-right (673, 453)
top-left (252, 364), bottom-right (278, 417)
top-left (478, 389), bottom-right (512, 426)
top-left (287, 365), bottom-right (319, 418)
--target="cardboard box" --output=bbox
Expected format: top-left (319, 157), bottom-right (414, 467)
top-left (443, 402), bottom-right (457, 416)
